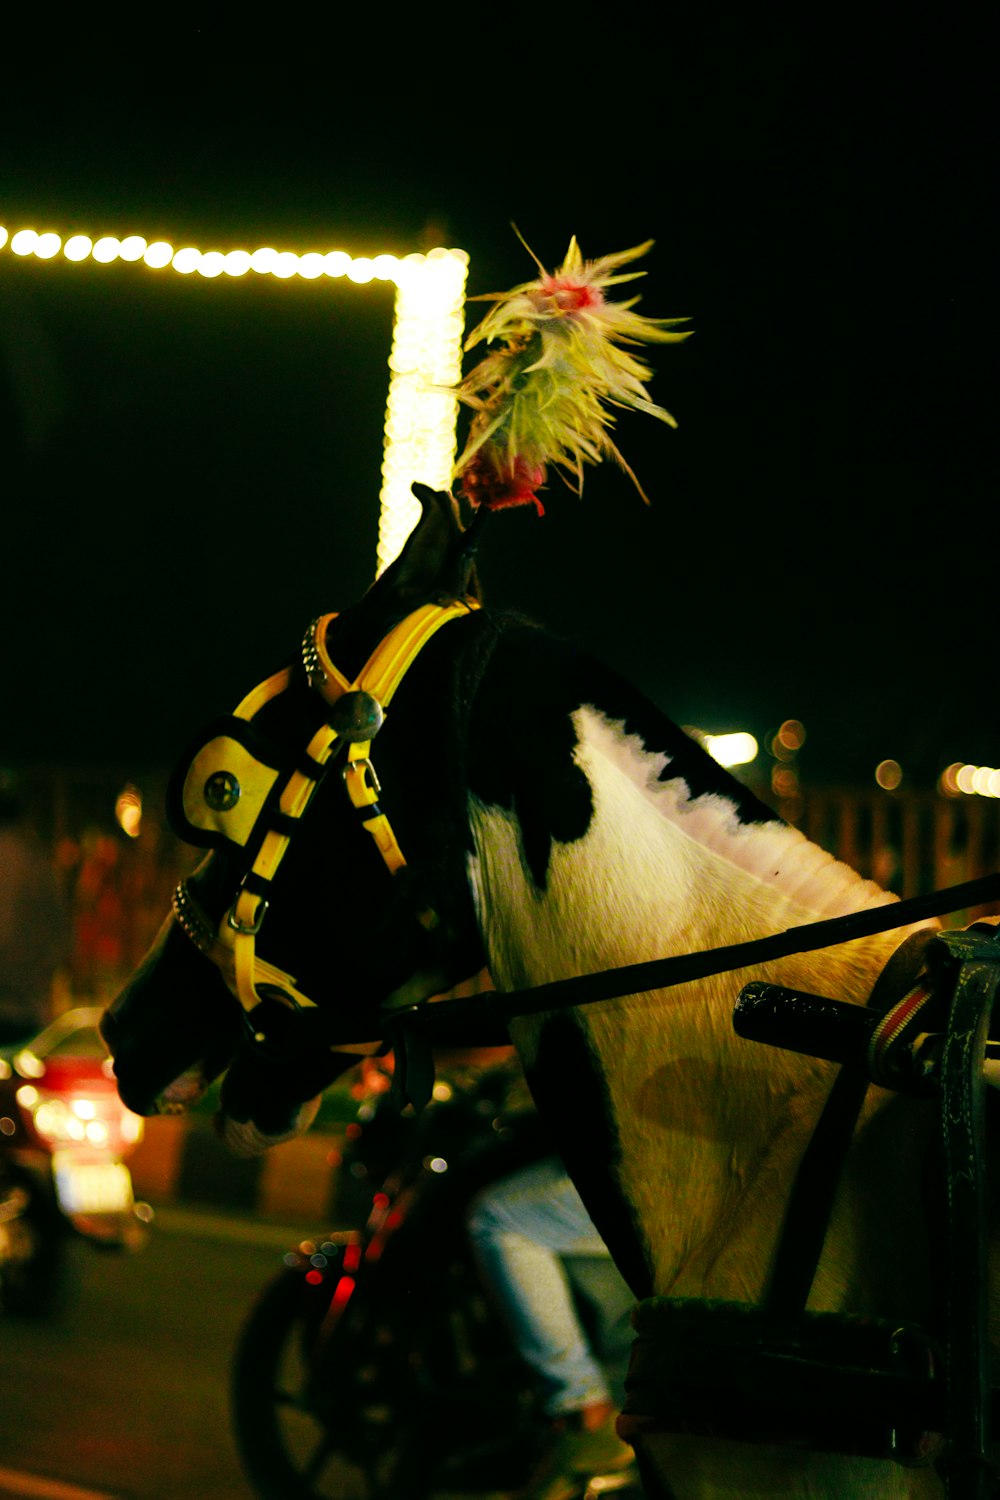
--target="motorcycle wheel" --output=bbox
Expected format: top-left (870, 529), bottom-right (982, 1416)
top-left (0, 1164), bottom-right (66, 1317)
top-left (232, 1251), bottom-right (540, 1500)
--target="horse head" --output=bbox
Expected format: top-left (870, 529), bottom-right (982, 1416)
top-left (101, 484), bottom-right (493, 1147)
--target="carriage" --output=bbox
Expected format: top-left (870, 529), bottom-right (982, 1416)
top-left (99, 241), bottom-right (1000, 1500)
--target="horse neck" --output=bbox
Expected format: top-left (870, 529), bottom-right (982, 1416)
top-left (462, 647), bottom-right (935, 1308)
top-left (466, 686), bottom-right (902, 996)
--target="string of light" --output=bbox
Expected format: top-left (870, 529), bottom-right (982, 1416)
top-left (0, 223), bottom-right (469, 571)
top-left (0, 224), bottom-right (440, 286)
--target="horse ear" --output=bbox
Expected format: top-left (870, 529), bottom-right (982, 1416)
top-left (374, 484), bottom-right (485, 607)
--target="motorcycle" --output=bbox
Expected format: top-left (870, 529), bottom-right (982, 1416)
top-left (0, 1005), bottom-right (151, 1314)
top-left (231, 1060), bottom-right (640, 1500)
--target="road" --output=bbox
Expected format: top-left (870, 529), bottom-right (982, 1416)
top-left (0, 1204), bottom-right (535, 1500)
top-left (0, 1122), bottom-right (636, 1499)
top-left (0, 1207), bottom-right (297, 1500)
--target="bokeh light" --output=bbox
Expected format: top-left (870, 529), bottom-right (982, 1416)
top-left (777, 719), bottom-right (806, 751)
top-left (143, 241), bottom-right (174, 268)
top-left (296, 251), bottom-right (325, 279)
top-left (223, 249), bottom-right (252, 277)
top-left (64, 234), bottom-right (93, 261)
top-left (941, 762), bottom-right (1000, 798)
top-left (196, 251), bottom-right (225, 278)
top-left (772, 766), bottom-right (800, 798)
top-left (92, 236), bottom-right (121, 263)
top-left (704, 731), bottom-right (759, 768)
top-left (874, 759), bottom-right (903, 791)
top-left (171, 247), bottom-right (201, 274)
top-left (115, 784), bottom-right (143, 838)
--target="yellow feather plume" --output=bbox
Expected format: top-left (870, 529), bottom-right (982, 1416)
top-left (452, 236), bottom-right (691, 512)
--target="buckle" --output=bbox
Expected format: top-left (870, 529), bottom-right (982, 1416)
top-left (227, 893), bottom-right (269, 936)
top-left (342, 756), bottom-right (381, 807)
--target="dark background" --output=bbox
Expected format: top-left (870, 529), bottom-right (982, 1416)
top-left (0, 15), bottom-right (993, 790)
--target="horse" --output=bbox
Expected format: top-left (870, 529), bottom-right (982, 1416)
top-left (101, 483), bottom-right (997, 1499)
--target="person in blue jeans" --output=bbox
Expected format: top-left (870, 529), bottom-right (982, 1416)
top-left (467, 1154), bottom-right (637, 1500)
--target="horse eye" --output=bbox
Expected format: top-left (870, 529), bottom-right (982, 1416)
top-left (204, 771), bottom-right (241, 812)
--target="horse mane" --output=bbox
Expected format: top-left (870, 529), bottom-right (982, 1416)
top-left (577, 705), bottom-right (899, 925)
top-left (459, 613), bottom-right (899, 936)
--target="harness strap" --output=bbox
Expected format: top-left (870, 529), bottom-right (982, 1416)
top-left (761, 927), bottom-right (937, 1325)
top-left (375, 873), bottom-right (1000, 1063)
top-left (619, 927), bottom-right (1000, 1485)
top-left (225, 717), bottom-right (342, 1011)
top-left (308, 600), bottom-right (477, 709)
top-left (342, 742), bottom-right (407, 876)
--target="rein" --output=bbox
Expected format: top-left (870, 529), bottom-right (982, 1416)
top-left (395, 870), bottom-right (1000, 1050)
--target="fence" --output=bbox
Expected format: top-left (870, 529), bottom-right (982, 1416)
top-left (795, 785), bottom-right (1000, 917)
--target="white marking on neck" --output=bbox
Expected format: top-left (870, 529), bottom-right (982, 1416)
top-left (467, 705), bottom-right (898, 992)
top-left (577, 707), bottom-right (897, 921)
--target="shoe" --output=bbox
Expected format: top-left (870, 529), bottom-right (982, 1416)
top-left (521, 1408), bottom-right (637, 1500)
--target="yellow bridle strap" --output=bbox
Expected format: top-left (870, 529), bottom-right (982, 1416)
top-left (173, 879), bottom-right (382, 1055)
top-left (233, 666), bottom-right (294, 720)
top-left (310, 599), bottom-right (478, 709)
top-left (225, 717), bottom-right (340, 1013)
top-left (313, 597), bottom-right (478, 881)
top-left (221, 597), bottom-right (478, 1018)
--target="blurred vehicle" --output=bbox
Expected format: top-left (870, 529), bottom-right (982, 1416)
top-left (0, 1005), bottom-right (151, 1313)
top-left (231, 1061), bottom-right (639, 1500)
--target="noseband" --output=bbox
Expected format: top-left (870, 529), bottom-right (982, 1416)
top-left (167, 598), bottom-right (479, 1029)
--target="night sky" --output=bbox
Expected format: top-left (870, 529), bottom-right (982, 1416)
top-left (0, 18), bottom-right (992, 791)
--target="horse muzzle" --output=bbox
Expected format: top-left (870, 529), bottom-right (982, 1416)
top-left (100, 917), bottom-right (245, 1117)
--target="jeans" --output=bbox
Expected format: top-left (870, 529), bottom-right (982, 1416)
top-left (467, 1155), bottom-right (626, 1418)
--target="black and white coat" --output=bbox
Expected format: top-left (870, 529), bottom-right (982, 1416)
top-left (104, 488), bottom-right (975, 1499)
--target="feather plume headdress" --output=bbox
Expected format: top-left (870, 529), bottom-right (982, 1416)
top-left (452, 235), bottom-right (691, 514)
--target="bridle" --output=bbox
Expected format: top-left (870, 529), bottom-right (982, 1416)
top-left (168, 597), bottom-right (479, 1033)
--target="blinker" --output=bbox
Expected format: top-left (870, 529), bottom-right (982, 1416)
top-left (167, 722), bottom-right (284, 854)
top-left (168, 597), bottom-right (480, 1021)
top-left (327, 690), bottom-right (384, 743)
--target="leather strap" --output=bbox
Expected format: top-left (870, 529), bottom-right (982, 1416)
top-left (395, 873), bottom-right (1000, 1049)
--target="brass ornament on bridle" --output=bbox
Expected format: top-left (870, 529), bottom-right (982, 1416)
top-left (327, 690), bottom-right (385, 744)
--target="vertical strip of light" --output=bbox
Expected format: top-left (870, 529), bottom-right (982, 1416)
top-left (378, 247), bottom-right (469, 575)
